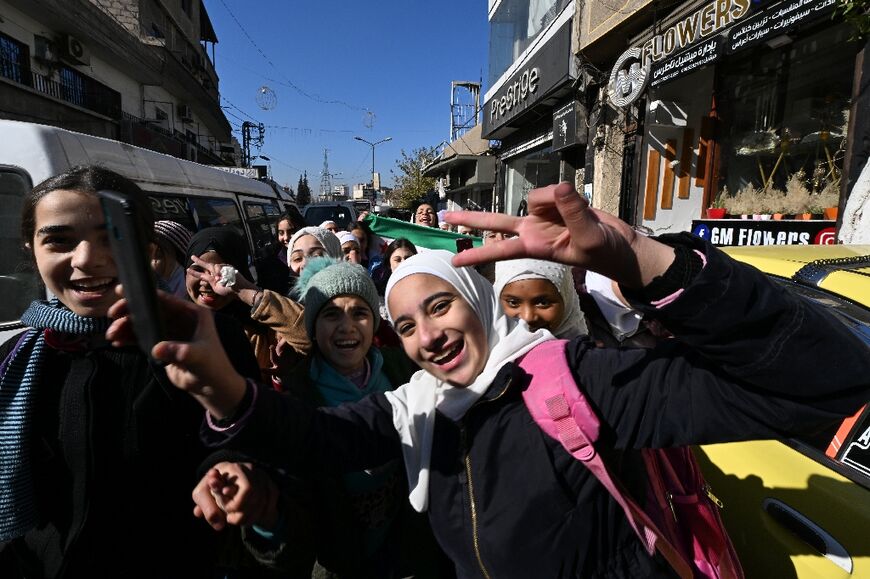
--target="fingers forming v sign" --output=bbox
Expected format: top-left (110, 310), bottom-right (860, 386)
top-left (446, 183), bottom-right (652, 284)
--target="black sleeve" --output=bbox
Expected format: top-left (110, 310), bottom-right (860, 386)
top-left (213, 312), bottom-right (262, 382)
top-left (201, 387), bottom-right (403, 474)
top-left (568, 236), bottom-right (870, 450)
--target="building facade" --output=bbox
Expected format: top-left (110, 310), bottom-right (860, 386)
top-left (482, 0), bottom-right (587, 216)
top-left (0, 0), bottom-right (233, 165)
top-left (577, 0), bottom-right (868, 246)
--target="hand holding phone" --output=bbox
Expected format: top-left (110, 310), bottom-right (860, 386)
top-left (99, 189), bottom-right (165, 359)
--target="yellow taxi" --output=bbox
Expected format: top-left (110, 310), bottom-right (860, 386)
top-left (696, 244), bottom-right (870, 578)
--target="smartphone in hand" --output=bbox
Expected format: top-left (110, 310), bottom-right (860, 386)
top-left (99, 189), bottom-right (165, 359)
top-left (456, 237), bottom-right (474, 253)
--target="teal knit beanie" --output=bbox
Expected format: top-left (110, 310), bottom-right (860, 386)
top-left (293, 256), bottom-right (380, 337)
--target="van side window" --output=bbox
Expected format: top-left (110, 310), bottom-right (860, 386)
top-left (149, 195), bottom-right (198, 233)
top-left (244, 201), bottom-right (281, 251)
top-left (188, 198), bottom-right (244, 231)
top-left (0, 168), bottom-right (40, 326)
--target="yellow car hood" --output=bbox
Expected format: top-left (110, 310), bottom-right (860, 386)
top-left (723, 245), bottom-right (870, 306)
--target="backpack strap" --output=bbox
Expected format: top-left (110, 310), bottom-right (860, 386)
top-left (520, 340), bottom-right (693, 579)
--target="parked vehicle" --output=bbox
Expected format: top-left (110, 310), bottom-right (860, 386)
top-left (302, 201), bottom-right (359, 229)
top-left (697, 243), bottom-right (870, 579)
top-left (0, 120), bottom-right (298, 340)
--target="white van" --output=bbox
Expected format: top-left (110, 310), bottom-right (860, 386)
top-left (0, 120), bottom-right (297, 339)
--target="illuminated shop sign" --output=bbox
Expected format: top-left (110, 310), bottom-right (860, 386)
top-left (650, 36), bottom-right (725, 87)
top-left (727, 0), bottom-right (838, 53)
top-left (691, 219), bottom-right (836, 246)
top-left (609, 0), bottom-right (752, 106)
top-left (639, 0), bottom-right (751, 67)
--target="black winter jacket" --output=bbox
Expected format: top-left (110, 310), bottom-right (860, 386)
top-left (204, 239), bottom-right (870, 578)
top-left (0, 314), bottom-right (261, 579)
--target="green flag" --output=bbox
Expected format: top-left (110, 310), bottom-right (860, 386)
top-left (362, 214), bottom-right (481, 253)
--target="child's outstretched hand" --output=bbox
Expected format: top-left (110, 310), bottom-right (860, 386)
top-left (192, 462), bottom-right (280, 531)
top-left (445, 182), bottom-right (675, 289)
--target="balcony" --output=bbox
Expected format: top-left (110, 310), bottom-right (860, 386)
top-left (0, 57), bottom-right (121, 120)
top-left (120, 111), bottom-right (232, 166)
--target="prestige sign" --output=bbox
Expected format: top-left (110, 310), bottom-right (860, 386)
top-left (691, 219), bottom-right (836, 246)
top-left (483, 20), bottom-right (572, 137)
top-left (489, 67), bottom-right (540, 126)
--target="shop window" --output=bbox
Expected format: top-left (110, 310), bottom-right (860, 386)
top-left (719, 23), bottom-right (853, 216)
top-left (504, 145), bottom-right (560, 216)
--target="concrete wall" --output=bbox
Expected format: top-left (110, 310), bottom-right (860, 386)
top-left (90, 0), bottom-right (139, 36)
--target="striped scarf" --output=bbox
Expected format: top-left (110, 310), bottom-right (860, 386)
top-left (0, 299), bottom-right (108, 541)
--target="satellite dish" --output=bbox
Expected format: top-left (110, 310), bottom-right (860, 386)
top-left (256, 85), bottom-right (277, 111)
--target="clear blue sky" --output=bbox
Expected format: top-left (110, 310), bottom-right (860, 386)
top-left (204, 0), bottom-right (489, 193)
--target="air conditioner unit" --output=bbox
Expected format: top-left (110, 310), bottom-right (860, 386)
top-left (62, 35), bottom-right (90, 65)
top-left (177, 104), bottom-right (194, 122)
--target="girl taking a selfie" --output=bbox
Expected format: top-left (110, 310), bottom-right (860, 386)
top-left (0, 166), bottom-right (260, 578)
top-left (120, 183), bottom-right (870, 578)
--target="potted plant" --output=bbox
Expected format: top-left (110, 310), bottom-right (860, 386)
top-left (816, 181), bottom-right (840, 220)
top-left (706, 190), bottom-right (727, 219)
top-left (724, 184), bottom-right (757, 219)
top-left (757, 187), bottom-right (786, 220)
top-left (782, 171), bottom-right (812, 219)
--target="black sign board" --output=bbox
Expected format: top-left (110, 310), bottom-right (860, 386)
top-left (650, 36), bottom-right (725, 87)
top-left (727, 0), bottom-right (838, 54)
top-left (691, 219), bottom-right (837, 246)
top-left (552, 100), bottom-right (587, 151)
top-left (482, 21), bottom-right (572, 138)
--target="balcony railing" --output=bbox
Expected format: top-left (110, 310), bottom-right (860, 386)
top-left (1, 57), bottom-right (122, 119)
top-left (121, 111), bottom-right (231, 166)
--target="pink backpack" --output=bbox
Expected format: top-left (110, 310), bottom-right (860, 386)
top-left (519, 340), bottom-right (743, 579)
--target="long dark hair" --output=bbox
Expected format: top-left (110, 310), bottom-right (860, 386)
top-left (23, 165), bottom-right (153, 258)
top-left (384, 238), bottom-right (417, 265)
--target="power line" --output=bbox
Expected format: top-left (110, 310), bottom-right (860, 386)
top-left (215, 0), bottom-right (370, 113)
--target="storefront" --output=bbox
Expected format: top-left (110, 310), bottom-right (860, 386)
top-left (483, 4), bottom-right (586, 216)
top-left (606, 0), bottom-right (859, 246)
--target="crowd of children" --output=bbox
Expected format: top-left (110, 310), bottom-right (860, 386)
top-left (1, 165), bottom-right (868, 579)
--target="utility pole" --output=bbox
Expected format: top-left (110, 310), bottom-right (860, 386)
top-left (320, 149), bottom-right (331, 200)
top-left (241, 121), bottom-right (265, 167)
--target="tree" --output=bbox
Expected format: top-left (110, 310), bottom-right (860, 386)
top-left (389, 146), bottom-right (438, 209)
top-left (296, 171), bottom-right (312, 207)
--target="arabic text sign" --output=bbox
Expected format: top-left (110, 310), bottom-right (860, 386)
top-left (727, 0), bottom-right (837, 54)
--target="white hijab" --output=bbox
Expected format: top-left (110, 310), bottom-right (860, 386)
top-left (289, 226), bottom-right (342, 259)
top-left (494, 258), bottom-right (589, 339)
top-left (384, 250), bottom-right (552, 512)
top-left (584, 271), bottom-right (644, 341)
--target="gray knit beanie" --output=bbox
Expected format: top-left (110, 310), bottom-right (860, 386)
top-left (293, 256), bottom-right (380, 337)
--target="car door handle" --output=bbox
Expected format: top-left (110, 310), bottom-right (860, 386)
top-left (762, 498), bottom-right (852, 573)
